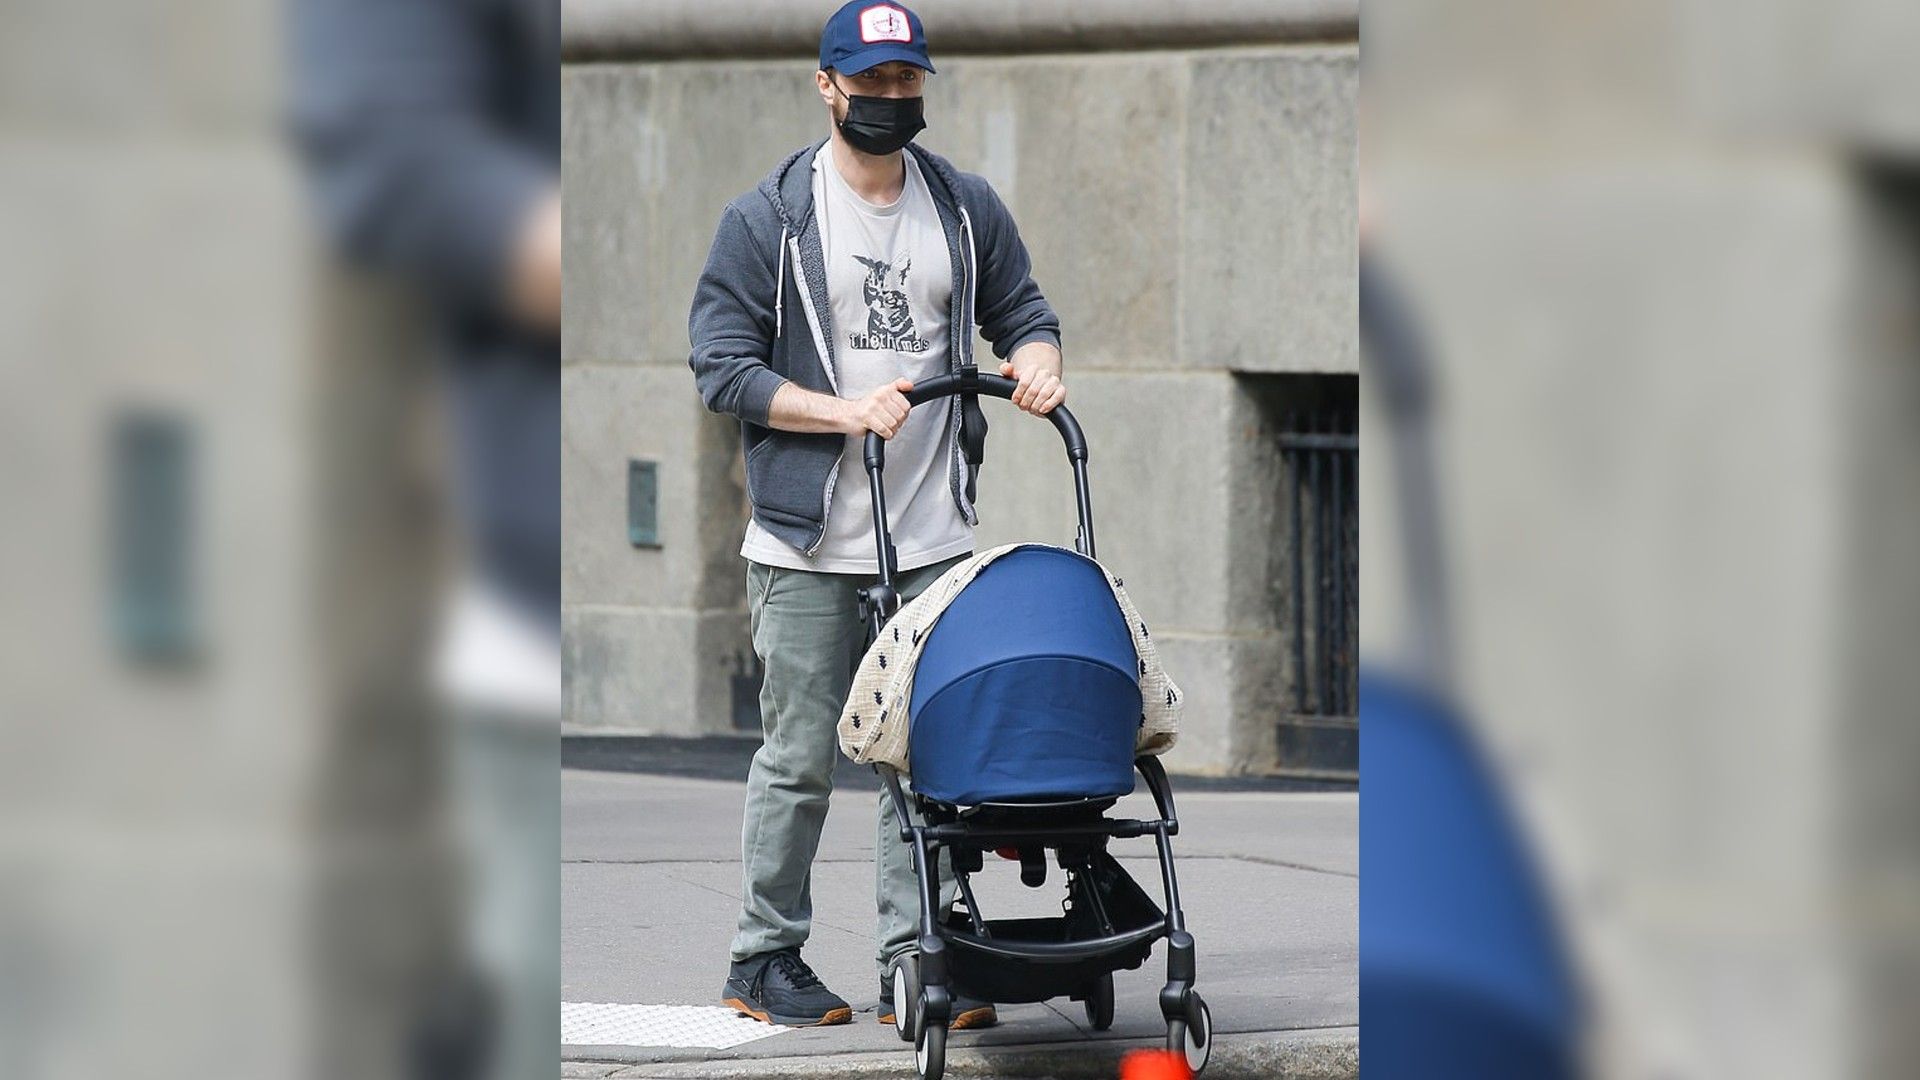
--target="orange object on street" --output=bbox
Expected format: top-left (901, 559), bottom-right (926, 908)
top-left (1119, 1048), bottom-right (1192, 1080)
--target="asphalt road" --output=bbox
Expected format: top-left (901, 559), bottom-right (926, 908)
top-left (561, 759), bottom-right (1356, 1077)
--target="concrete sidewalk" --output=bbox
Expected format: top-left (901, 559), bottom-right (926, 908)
top-left (561, 756), bottom-right (1357, 1078)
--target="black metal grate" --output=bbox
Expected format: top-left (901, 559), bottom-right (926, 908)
top-left (1279, 401), bottom-right (1358, 777)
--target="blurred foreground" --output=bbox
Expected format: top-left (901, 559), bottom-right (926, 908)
top-left (1365, 0), bottom-right (1920, 1076)
top-left (0, 1), bottom-right (557, 1078)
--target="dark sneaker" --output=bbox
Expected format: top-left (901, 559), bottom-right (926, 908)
top-left (722, 949), bottom-right (852, 1027)
top-left (877, 973), bottom-right (998, 1030)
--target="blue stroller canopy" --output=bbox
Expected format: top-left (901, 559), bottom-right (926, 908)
top-left (908, 546), bottom-right (1141, 805)
top-left (1360, 670), bottom-right (1580, 1077)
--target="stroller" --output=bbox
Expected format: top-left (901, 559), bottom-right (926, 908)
top-left (852, 367), bottom-right (1210, 1080)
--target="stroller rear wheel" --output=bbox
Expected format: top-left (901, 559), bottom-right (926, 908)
top-left (1083, 971), bottom-right (1115, 1031)
top-left (915, 1012), bottom-right (946, 1080)
top-left (1166, 992), bottom-right (1212, 1074)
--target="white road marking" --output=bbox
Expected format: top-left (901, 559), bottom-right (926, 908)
top-left (561, 1002), bottom-right (793, 1049)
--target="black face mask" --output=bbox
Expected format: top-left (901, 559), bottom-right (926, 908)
top-left (831, 79), bottom-right (925, 156)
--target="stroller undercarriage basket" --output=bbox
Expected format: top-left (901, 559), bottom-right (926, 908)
top-left (943, 846), bottom-right (1163, 1006)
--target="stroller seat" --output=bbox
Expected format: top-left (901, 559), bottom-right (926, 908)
top-left (957, 795), bottom-right (1118, 816)
top-left (949, 796), bottom-right (1119, 839)
top-left (907, 547), bottom-right (1141, 807)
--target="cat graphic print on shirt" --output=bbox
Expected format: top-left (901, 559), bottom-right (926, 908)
top-left (849, 255), bottom-right (930, 353)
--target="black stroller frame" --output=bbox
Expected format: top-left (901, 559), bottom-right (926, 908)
top-left (853, 367), bottom-right (1210, 1080)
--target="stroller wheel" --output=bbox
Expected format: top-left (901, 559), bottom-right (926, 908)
top-left (1167, 992), bottom-right (1211, 1074)
top-left (1083, 971), bottom-right (1114, 1031)
top-left (915, 1015), bottom-right (946, 1080)
top-left (890, 954), bottom-right (920, 1043)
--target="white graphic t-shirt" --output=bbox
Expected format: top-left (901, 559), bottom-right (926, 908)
top-left (741, 149), bottom-right (972, 574)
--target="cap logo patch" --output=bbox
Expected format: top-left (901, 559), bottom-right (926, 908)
top-left (860, 5), bottom-right (912, 44)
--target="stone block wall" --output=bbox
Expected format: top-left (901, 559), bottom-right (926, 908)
top-left (561, 10), bottom-right (1358, 775)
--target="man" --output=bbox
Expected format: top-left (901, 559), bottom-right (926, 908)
top-left (687, 0), bottom-right (1067, 1030)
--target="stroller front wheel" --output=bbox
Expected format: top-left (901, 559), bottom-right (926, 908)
top-left (1167, 992), bottom-right (1211, 1074)
top-left (915, 1015), bottom-right (946, 1080)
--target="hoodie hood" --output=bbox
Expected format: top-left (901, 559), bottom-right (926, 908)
top-left (758, 141), bottom-right (817, 234)
top-left (756, 139), bottom-right (968, 232)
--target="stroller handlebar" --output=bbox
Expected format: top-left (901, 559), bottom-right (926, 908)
top-left (861, 371), bottom-right (1087, 472)
top-left (855, 368), bottom-right (1098, 630)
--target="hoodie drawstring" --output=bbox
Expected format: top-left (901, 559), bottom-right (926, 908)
top-left (775, 224), bottom-right (788, 337)
top-left (960, 210), bottom-right (977, 329)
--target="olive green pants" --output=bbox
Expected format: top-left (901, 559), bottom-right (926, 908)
top-left (730, 553), bottom-right (968, 976)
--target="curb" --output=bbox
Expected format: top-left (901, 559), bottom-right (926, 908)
top-left (562, 1027), bottom-right (1357, 1079)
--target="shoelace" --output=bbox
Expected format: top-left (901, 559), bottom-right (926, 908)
top-left (763, 950), bottom-right (823, 991)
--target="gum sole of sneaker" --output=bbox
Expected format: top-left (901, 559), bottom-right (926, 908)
top-left (877, 1007), bottom-right (997, 1030)
top-left (952, 1007), bottom-right (997, 1030)
top-left (723, 998), bottom-right (852, 1027)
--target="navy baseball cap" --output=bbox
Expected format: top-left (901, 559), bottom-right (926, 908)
top-left (819, 2), bottom-right (935, 76)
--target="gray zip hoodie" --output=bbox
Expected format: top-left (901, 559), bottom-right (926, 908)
top-left (688, 139), bottom-right (1061, 558)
